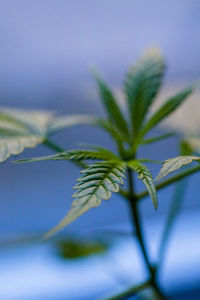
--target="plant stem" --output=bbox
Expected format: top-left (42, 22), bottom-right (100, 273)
top-left (103, 280), bottom-right (151, 300)
top-left (155, 178), bottom-right (187, 278)
top-left (136, 164), bottom-right (200, 201)
top-left (127, 168), bottom-right (168, 300)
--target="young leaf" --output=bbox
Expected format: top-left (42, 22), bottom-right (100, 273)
top-left (127, 160), bottom-right (158, 209)
top-left (141, 132), bottom-right (175, 145)
top-left (139, 86), bottom-right (193, 138)
top-left (156, 155), bottom-right (200, 181)
top-left (124, 48), bottom-right (165, 136)
top-left (14, 148), bottom-right (119, 163)
top-left (44, 161), bottom-right (126, 239)
top-left (93, 71), bottom-right (129, 137)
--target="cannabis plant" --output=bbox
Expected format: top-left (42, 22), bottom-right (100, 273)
top-left (1, 49), bottom-right (200, 299)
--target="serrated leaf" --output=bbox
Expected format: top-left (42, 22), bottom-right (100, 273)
top-left (124, 48), bottom-right (165, 136)
top-left (44, 161), bottom-right (126, 239)
top-left (156, 155), bottom-right (200, 181)
top-left (14, 148), bottom-right (119, 163)
top-left (93, 71), bottom-right (129, 138)
top-left (127, 160), bottom-right (158, 209)
top-left (139, 86), bottom-right (193, 138)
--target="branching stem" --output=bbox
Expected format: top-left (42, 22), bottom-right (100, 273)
top-left (127, 168), bottom-right (168, 300)
top-left (119, 164), bottom-right (200, 201)
top-left (103, 280), bottom-right (151, 300)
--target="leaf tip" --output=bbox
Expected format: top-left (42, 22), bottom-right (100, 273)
top-left (155, 173), bottom-right (163, 181)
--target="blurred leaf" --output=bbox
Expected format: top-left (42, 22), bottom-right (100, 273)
top-left (44, 161), bottom-right (126, 239)
top-left (156, 155), bottom-right (200, 181)
top-left (93, 71), bottom-right (129, 138)
top-left (0, 108), bottom-right (102, 163)
top-left (127, 160), bottom-right (158, 209)
top-left (183, 137), bottom-right (200, 154)
top-left (124, 48), bottom-right (165, 136)
top-left (0, 108), bottom-right (53, 162)
top-left (140, 86), bottom-right (193, 138)
top-left (180, 140), bottom-right (193, 155)
top-left (48, 114), bottom-right (101, 135)
top-left (56, 238), bottom-right (108, 259)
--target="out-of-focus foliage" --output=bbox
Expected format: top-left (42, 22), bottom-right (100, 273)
top-left (55, 238), bottom-right (108, 259)
top-left (1, 47), bottom-right (199, 300)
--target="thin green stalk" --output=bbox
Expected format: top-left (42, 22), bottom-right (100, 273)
top-left (127, 168), bottom-right (168, 300)
top-left (128, 169), bottom-right (150, 269)
top-left (43, 138), bottom-right (86, 169)
top-left (103, 280), bottom-right (151, 300)
top-left (155, 178), bottom-right (187, 277)
top-left (43, 138), bottom-right (65, 153)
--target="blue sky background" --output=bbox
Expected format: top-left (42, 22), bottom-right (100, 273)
top-left (0, 1), bottom-right (200, 299)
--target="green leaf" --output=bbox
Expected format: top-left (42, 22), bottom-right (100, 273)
top-left (14, 148), bottom-right (119, 163)
top-left (124, 48), bottom-right (165, 136)
top-left (44, 161), bottom-right (126, 239)
top-left (127, 160), bottom-right (158, 209)
top-left (48, 114), bottom-right (101, 135)
top-left (93, 71), bottom-right (129, 137)
top-left (141, 132), bottom-right (175, 145)
top-left (156, 155), bottom-right (200, 181)
top-left (96, 119), bottom-right (127, 143)
top-left (139, 86), bottom-right (193, 138)
top-left (0, 108), bottom-right (53, 162)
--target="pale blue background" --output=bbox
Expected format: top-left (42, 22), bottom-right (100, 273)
top-left (0, 1), bottom-right (200, 299)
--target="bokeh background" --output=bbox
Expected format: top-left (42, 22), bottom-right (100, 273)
top-left (0, 1), bottom-right (200, 299)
